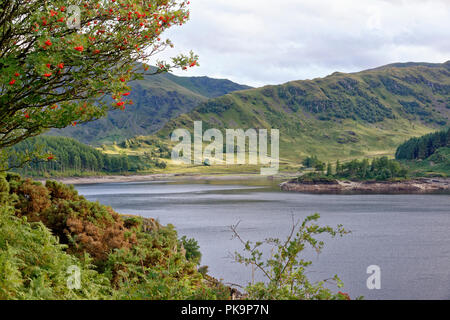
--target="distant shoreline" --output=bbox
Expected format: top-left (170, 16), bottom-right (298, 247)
top-left (280, 178), bottom-right (450, 194)
top-left (34, 173), bottom-right (450, 194)
top-left (35, 172), bottom-right (295, 185)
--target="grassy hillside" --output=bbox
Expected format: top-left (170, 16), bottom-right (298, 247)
top-left (157, 61), bottom-right (450, 164)
top-left (49, 72), bottom-right (250, 145)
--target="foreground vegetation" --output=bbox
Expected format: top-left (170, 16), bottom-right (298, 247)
top-left (0, 0), bottom-right (351, 301)
top-left (231, 214), bottom-right (353, 300)
top-left (0, 173), bottom-right (351, 300)
top-left (0, 173), bottom-right (229, 299)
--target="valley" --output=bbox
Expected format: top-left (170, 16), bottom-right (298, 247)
top-left (12, 62), bottom-right (450, 178)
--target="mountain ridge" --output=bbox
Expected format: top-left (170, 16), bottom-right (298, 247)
top-left (157, 61), bottom-right (450, 162)
top-left (49, 71), bottom-right (251, 145)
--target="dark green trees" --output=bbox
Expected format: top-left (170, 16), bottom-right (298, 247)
top-left (302, 156), bottom-right (408, 181)
top-left (9, 136), bottom-right (144, 175)
top-left (396, 128), bottom-right (450, 160)
top-left (335, 157), bottom-right (407, 180)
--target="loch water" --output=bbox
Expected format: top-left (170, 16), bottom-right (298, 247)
top-left (75, 179), bottom-right (450, 300)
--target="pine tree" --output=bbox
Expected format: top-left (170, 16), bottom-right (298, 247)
top-left (327, 162), bottom-right (333, 176)
top-left (336, 160), bottom-right (342, 175)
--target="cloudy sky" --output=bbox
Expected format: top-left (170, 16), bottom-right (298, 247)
top-left (159, 0), bottom-right (450, 87)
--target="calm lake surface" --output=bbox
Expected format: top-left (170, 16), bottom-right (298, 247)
top-left (75, 179), bottom-right (450, 300)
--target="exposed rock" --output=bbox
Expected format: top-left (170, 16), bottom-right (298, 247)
top-left (280, 178), bottom-right (450, 194)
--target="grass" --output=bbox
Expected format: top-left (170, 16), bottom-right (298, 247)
top-left (98, 120), bottom-right (435, 176)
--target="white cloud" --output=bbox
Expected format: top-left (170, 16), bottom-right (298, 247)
top-left (155, 0), bottom-right (450, 87)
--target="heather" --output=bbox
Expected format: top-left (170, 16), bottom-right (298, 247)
top-left (0, 173), bottom-right (229, 300)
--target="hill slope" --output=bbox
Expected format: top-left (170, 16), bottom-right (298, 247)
top-left (158, 61), bottom-right (450, 162)
top-left (50, 72), bottom-right (251, 145)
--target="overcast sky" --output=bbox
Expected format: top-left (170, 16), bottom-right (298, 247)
top-left (158, 0), bottom-right (450, 87)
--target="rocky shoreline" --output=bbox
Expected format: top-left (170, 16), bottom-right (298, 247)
top-left (280, 178), bottom-right (450, 194)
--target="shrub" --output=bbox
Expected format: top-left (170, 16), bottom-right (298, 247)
top-left (180, 236), bottom-right (202, 265)
top-left (0, 174), bottom-right (229, 300)
top-left (6, 177), bottom-right (136, 263)
top-left (231, 214), bottom-right (352, 300)
top-left (0, 204), bottom-right (111, 299)
top-left (103, 222), bottom-right (228, 300)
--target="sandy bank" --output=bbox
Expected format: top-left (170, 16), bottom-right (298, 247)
top-left (36, 172), bottom-right (295, 185)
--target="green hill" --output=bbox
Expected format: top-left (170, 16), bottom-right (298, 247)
top-left (157, 61), bottom-right (450, 163)
top-left (49, 72), bottom-right (251, 145)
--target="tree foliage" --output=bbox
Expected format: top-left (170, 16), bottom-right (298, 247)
top-left (396, 128), bottom-right (450, 160)
top-left (302, 155), bottom-right (324, 170)
top-left (180, 235), bottom-right (202, 265)
top-left (231, 214), bottom-right (352, 300)
top-left (0, 0), bottom-right (197, 150)
top-left (334, 157), bottom-right (408, 180)
top-left (0, 175), bottom-right (111, 299)
top-left (299, 157), bottom-right (408, 181)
